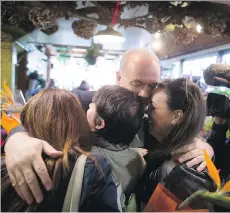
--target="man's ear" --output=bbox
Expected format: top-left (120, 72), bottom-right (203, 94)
top-left (116, 71), bottom-right (121, 86)
top-left (171, 110), bottom-right (183, 125)
top-left (95, 119), bottom-right (105, 130)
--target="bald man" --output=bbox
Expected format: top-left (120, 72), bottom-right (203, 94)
top-left (4, 48), bottom-right (213, 204)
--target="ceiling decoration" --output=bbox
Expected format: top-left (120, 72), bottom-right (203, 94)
top-left (28, 7), bottom-right (57, 29)
top-left (1, 1), bottom-right (230, 58)
top-left (173, 26), bottom-right (197, 45)
top-left (72, 20), bottom-right (97, 39)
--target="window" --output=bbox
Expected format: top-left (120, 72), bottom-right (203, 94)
top-left (222, 53), bottom-right (230, 64)
top-left (183, 55), bottom-right (217, 82)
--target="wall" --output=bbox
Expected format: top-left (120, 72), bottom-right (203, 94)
top-left (1, 42), bottom-right (13, 88)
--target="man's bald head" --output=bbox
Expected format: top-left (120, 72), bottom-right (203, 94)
top-left (116, 48), bottom-right (160, 98)
top-left (119, 48), bottom-right (160, 73)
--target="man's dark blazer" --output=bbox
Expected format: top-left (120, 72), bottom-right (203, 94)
top-left (72, 89), bottom-right (95, 112)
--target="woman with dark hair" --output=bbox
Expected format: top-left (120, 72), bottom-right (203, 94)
top-left (1, 89), bottom-right (120, 212)
top-left (139, 78), bottom-right (216, 211)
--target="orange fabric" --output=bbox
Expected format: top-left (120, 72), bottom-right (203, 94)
top-left (1, 111), bottom-right (20, 134)
top-left (144, 183), bottom-right (209, 212)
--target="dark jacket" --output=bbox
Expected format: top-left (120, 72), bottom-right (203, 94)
top-left (137, 158), bottom-right (216, 211)
top-left (79, 155), bottom-right (120, 212)
top-left (72, 89), bottom-right (95, 112)
top-left (1, 154), bottom-right (120, 212)
top-left (207, 122), bottom-right (230, 179)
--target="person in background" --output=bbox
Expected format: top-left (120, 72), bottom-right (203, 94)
top-left (88, 85), bottom-right (146, 198)
top-left (4, 48), bottom-right (214, 204)
top-left (26, 71), bottom-right (46, 100)
top-left (47, 79), bottom-right (55, 88)
top-left (77, 80), bottom-right (90, 91)
top-left (138, 78), bottom-right (216, 211)
top-left (1, 89), bottom-right (120, 211)
top-left (207, 116), bottom-right (230, 179)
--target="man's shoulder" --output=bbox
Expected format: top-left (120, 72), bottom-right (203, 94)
top-left (71, 89), bottom-right (96, 111)
top-left (72, 89), bottom-right (95, 99)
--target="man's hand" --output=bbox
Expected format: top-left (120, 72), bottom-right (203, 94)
top-left (5, 132), bottom-right (63, 204)
top-left (214, 116), bottom-right (226, 125)
top-left (172, 138), bottom-right (214, 172)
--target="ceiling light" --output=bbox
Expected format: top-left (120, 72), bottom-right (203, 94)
top-left (154, 32), bottom-right (161, 39)
top-left (196, 24), bottom-right (203, 33)
top-left (93, 26), bottom-right (125, 44)
top-left (152, 40), bottom-right (162, 51)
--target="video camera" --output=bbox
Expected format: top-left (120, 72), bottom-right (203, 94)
top-left (203, 64), bottom-right (230, 118)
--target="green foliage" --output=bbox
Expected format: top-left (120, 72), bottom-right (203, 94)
top-left (85, 43), bottom-right (101, 65)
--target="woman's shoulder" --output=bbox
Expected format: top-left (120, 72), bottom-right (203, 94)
top-left (162, 163), bottom-right (216, 210)
top-left (160, 161), bottom-right (215, 191)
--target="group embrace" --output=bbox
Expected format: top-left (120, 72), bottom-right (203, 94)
top-left (2, 48), bottom-right (220, 212)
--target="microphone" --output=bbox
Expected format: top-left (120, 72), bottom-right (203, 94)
top-left (203, 64), bottom-right (230, 87)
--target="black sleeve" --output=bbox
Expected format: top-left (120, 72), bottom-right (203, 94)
top-left (6, 125), bottom-right (26, 139)
top-left (135, 166), bottom-right (161, 204)
top-left (206, 122), bottom-right (228, 147)
top-left (207, 122), bottom-right (230, 178)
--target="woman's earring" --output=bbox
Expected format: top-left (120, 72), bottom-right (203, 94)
top-left (171, 111), bottom-right (183, 125)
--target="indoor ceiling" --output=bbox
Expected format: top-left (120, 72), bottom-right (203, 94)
top-left (1, 1), bottom-right (230, 59)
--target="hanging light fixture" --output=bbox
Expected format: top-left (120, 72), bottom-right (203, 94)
top-left (94, 25), bottom-right (125, 43)
top-left (93, 0), bottom-right (125, 44)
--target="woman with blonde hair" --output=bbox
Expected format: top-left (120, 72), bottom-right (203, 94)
top-left (1, 89), bottom-right (119, 212)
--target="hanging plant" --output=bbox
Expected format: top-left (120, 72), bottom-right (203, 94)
top-left (85, 43), bottom-right (101, 65)
top-left (72, 20), bottom-right (97, 39)
top-left (173, 26), bottom-right (197, 44)
top-left (41, 25), bottom-right (59, 35)
top-left (145, 16), bottom-right (162, 33)
top-left (206, 19), bottom-right (227, 38)
top-left (198, 13), bottom-right (227, 38)
top-left (28, 7), bottom-right (57, 30)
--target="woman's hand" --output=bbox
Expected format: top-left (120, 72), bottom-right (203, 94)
top-left (4, 132), bottom-right (63, 204)
top-left (133, 148), bottom-right (148, 156)
top-left (171, 137), bottom-right (214, 172)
